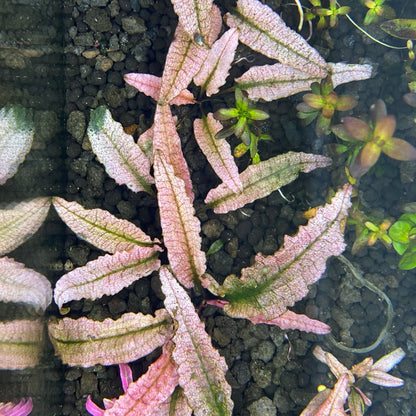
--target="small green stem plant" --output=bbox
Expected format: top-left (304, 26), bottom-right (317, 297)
top-left (389, 213), bottom-right (416, 270)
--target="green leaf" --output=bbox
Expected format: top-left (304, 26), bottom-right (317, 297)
top-left (398, 251), bottom-right (416, 270)
top-left (389, 220), bottom-right (412, 244)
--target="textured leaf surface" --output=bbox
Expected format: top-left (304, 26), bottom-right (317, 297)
top-left (105, 341), bottom-right (179, 415)
top-left (225, 0), bottom-right (327, 77)
top-left (217, 185), bottom-right (351, 320)
top-left (328, 63), bottom-right (373, 89)
top-left (194, 29), bottom-right (239, 96)
top-left (160, 267), bottom-right (233, 416)
top-left (0, 105), bottom-right (34, 185)
top-left (0, 319), bottom-right (44, 370)
top-left (0, 257), bottom-right (52, 311)
top-left (88, 106), bottom-right (154, 194)
top-left (0, 197), bottom-right (51, 256)
top-left (154, 152), bottom-right (206, 288)
top-left (54, 246), bottom-right (161, 309)
top-left (205, 152), bottom-right (331, 214)
top-left (372, 347), bottom-right (405, 372)
top-left (53, 197), bottom-right (158, 252)
top-left (48, 310), bottom-right (173, 367)
top-left (194, 114), bottom-right (242, 193)
top-left (236, 64), bottom-right (323, 101)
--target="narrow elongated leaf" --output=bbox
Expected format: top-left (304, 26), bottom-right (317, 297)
top-left (104, 341), bottom-right (179, 415)
top-left (0, 197), bottom-right (51, 256)
top-left (236, 64), bottom-right (323, 101)
top-left (54, 246), bottom-right (161, 309)
top-left (194, 29), bottom-right (239, 96)
top-left (154, 152), bottom-right (206, 288)
top-left (48, 310), bottom-right (173, 367)
top-left (0, 398), bottom-right (33, 416)
top-left (194, 114), bottom-right (243, 193)
top-left (0, 105), bottom-right (34, 185)
top-left (53, 197), bottom-right (158, 252)
top-left (225, 0), bottom-right (328, 77)
top-left (0, 319), bottom-right (44, 370)
top-left (366, 370), bottom-right (404, 387)
top-left (371, 347), bottom-right (405, 372)
top-left (0, 257), bottom-right (52, 311)
top-left (88, 106), bottom-right (154, 195)
top-left (160, 267), bottom-right (233, 416)
top-left (328, 63), bottom-right (373, 88)
top-left (205, 152), bottom-right (331, 214)
top-left (216, 185), bottom-right (351, 320)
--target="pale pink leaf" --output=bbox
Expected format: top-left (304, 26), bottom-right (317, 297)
top-left (103, 341), bottom-right (179, 415)
top-left (88, 106), bottom-right (154, 195)
top-left (194, 29), bottom-right (239, 96)
top-left (236, 64), bottom-right (324, 101)
top-left (148, 387), bottom-right (192, 416)
top-left (137, 124), bottom-right (154, 163)
top-left (194, 114), bottom-right (242, 193)
top-left (53, 197), bottom-right (159, 253)
top-left (249, 310), bottom-right (331, 334)
top-left (0, 397), bottom-right (33, 416)
top-left (154, 152), bottom-right (206, 288)
top-left (0, 105), bottom-right (34, 185)
top-left (313, 346), bottom-right (354, 384)
top-left (153, 104), bottom-right (194, 201)
top-left (54, 246), bottom-right (161, 309)
top-left (225, 0), bottom-right (328, 77)
top-left (119, 364), bottom-right (133, 393)
top-left (48, 310), bottom-right (173, 367)
top-left (170, 0), bottom-right (213, 45)
top-left (366, 370), bottom-right (404, 387)
top-left (0, 320), bottom-right (44, 370)
top-left (371, 347), bottom-right (405, 372)
top-left (124, 74), bottom-right (195, 105)
top-left (205, 152), bottom-right (331, 214)
top-left (0, 257), bottom-right (52, 311)
top-left (159, 267), bottom-right (233, 416)
top-left (0, 197), bottom-right (50, 256)
top-left (299, 390), bottom-right (331, 416)
top-left (328, 63), bottom-right (373, 89)
top-left (216, 185), bottom-right (351, 321)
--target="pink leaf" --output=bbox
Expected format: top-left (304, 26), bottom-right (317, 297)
top-left (371, 347), bottom-right (405, 372)
top-left (236, 64), bottom-right (323, 101)
top-left (249, 310), bottom-right (331, 334)
top-left (313, 346), bottom-right (354, 384)
top-left (119, 364), bottom-right (133, 393)
top-left (159, 267), bottom-right (233, 416)
top-left (0, 320), bottom-right (44, 370)
top-left (137, 124), bottom-right (154, 163)
top-left (103, 341), bottom-right (179, 415)
top-left (154, 152), bottom-right (206, 288)
top-left (194, 29), bottom-right (239, 96)
top-left (216, 185), bottom-right (351, 321)
top-left (205, 152), bottom-right (331, 214)
top-left (366, 370), bottom-right (404, 387)
top-left (53, 197), bottom-right (159, 253)
top-left (328, 63), bottom-right (373, 89)
top-left (0, 257), bottom-right (52, 311)
top-left (86, 396), bottom-right (105, 416)
top-left (225, 0), bottom-right (328, 77)
top-left (194, 114), bottom-right (243, 193)
top-left (0, 197), bottom-right (51, 256)
top-left (54, 246), bottom-right (161, 309)
top-left (48, 310), bottom-right (173, 367)
top-left (0, 397), bottom-right (33, 416)
top-left (88, 106), bottom-right (154, 195)
top-left (0, 105), bottom-right (34, 185)
top-left (124, 73), bottom-right (195, 105)
top-left (153, 104), bottom-right (194, 201)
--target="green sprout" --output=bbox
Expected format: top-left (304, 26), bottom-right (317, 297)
top-left (305, 0), bottom-right (351, 29)
top-left (389, 213), bottom-right (416, 270)
top-left (214, 88), bottom-right (270, 163)
top-left (362, 0), bottom-right (395, 25)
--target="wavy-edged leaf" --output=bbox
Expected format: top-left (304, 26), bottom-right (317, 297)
top-left (154, 104), bottom-right (194, 201)
top-left (328, 63), bottom-right (373, 89)
top-left (154, 152), bottom-right (206, 288)
top-left (88, 106), bottom-right (154, 195)
top-left (124, 73), bottom-right (196, 105)
top-left (194, 29), bottom-right (239, 96)
top-left (225, 0), bottom-right (327, 77)
top-left (236, 63), bottom-right (323, 101)
top-left (215, 185), bottom-right (351, 320)
top-left (0, 319), bottom-right (44, 370)
top-left (205, 152), bottom-right (331, 214)
top-left (0, 397), bottom-right (33, 416)
top-left (194, 114), bottom-right (242, 193)
top-left (0, 104), bottom-right (34, 185)
top-left (48, 310), bottom-right (173, 367)
top-left (53, 197), bottom-right (158, 252)
top-left (0, 197), bottom-right (51, 256)
top-left (103, 341), bottom-right (179, 415)
top-left (54, 246), bottom-right (161, 309)
top-left (0, 257), bottom-right (52, 311)
top-left (160, 267), bottom-right (233, 416)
